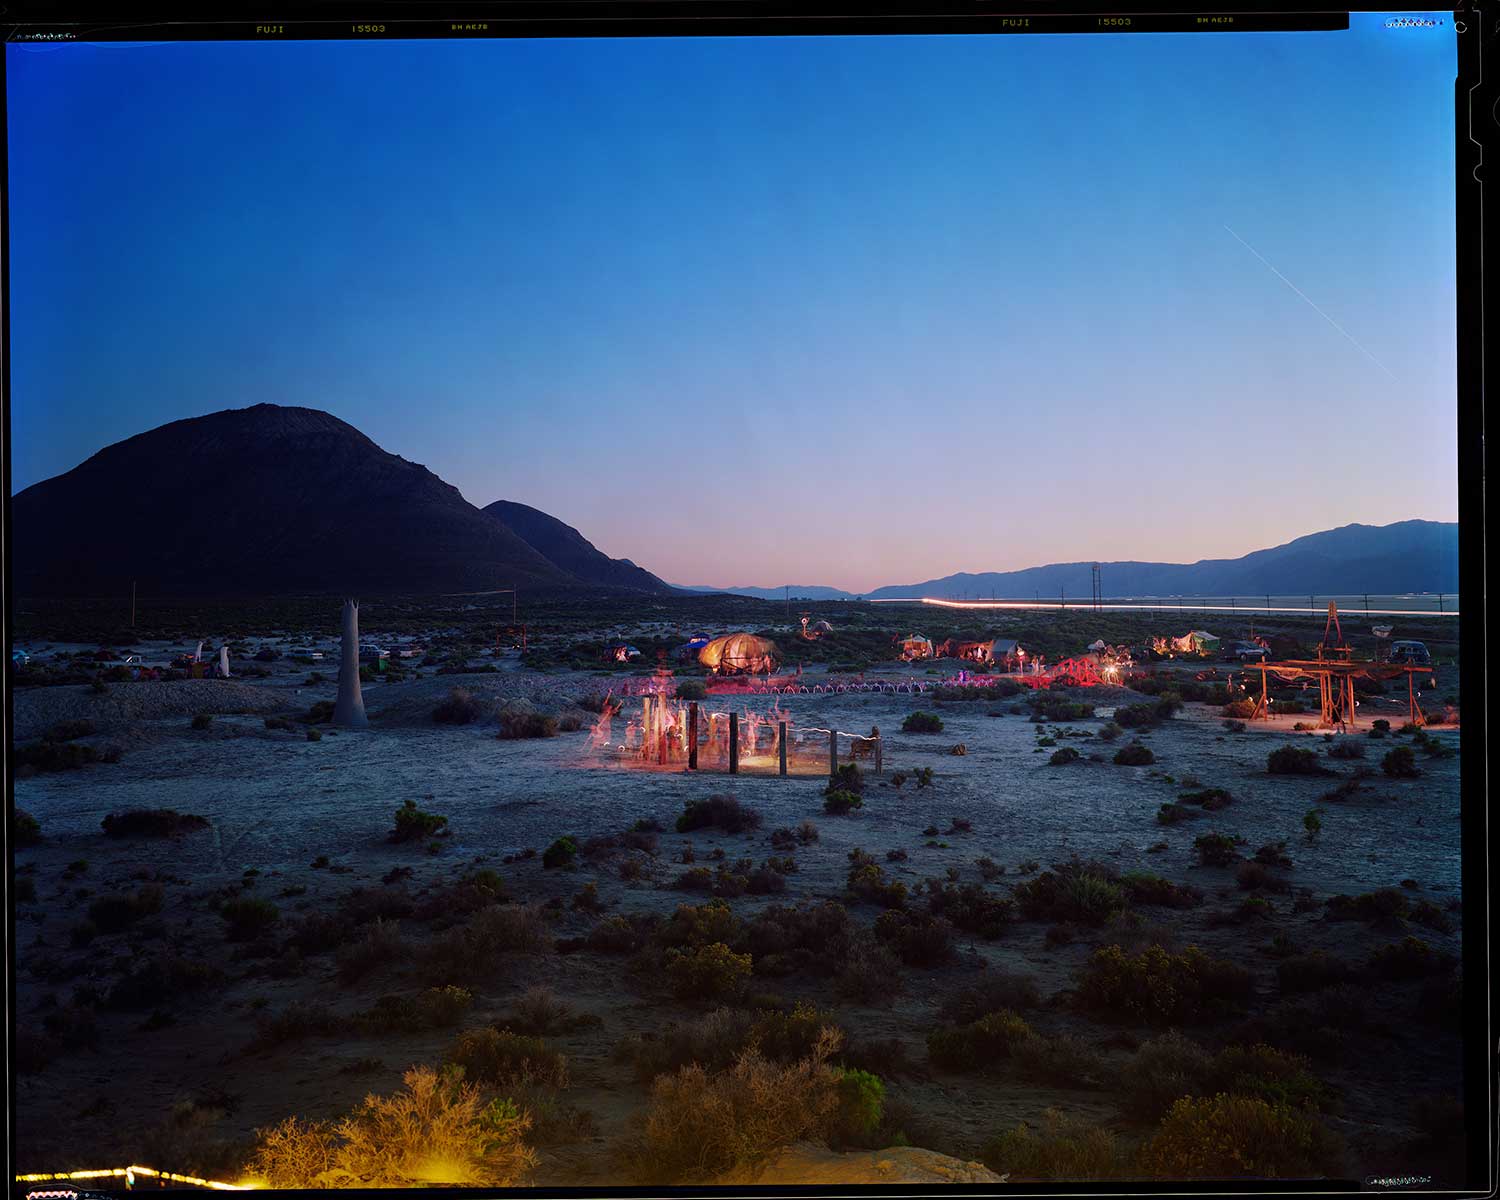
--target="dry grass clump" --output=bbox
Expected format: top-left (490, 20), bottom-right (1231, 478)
top-left (940, 971), bottom-right (1043, 1022)
top-left (665, 942), bottom-right (753, 1001)
top-left (922, 879), bottom-right (1015, 936)
top-left (926, 1009), bottom-right (1032, 1071)
top-left (873, 909), bottom-right (956, 968)
top-left (1012, 859), bottom-right (1128, 925)
top-left (244, 1001), bottom-right (343, 1055)
top-left (502, 985), bottom-right (598, 1037)
top-left (106, 954), bottom-right (225, 1011)
top-left (87, 883), bottom-right (164, 934)
top-left (246, 1065), bottom-right (536, 1187)
top-left (1119, 871), bottom-right (1203, 909)
top-left (446, 1027), bottom-right (569, 1090)
top-left (335, 918), bottom-right (411, 985)
top-left (617, 1028), bottom-right (843, 1183)
top-left (981, 1108), bottom-right (1129, 1181)
top-left (498, 700), bottom-right (559, 739)
top-left (358, 986), bottom-right (473, 1034)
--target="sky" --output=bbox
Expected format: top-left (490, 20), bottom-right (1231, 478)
top-left (6, 16), bottom-right (1458, 592)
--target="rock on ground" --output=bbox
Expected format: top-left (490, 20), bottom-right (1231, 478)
top-left (720, 1142), bottom-right (1007, 1185)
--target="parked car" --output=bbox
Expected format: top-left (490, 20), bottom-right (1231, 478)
top-left (1387, 640), bottom-right (1431, 666)
top-left (1221, 640), bottom-right (1270, 663)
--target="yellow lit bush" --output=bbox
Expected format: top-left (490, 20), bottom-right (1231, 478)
top-left (246, 1065), bottom-right (536, 1187)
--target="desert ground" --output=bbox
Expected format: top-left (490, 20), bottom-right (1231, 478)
top-left (9, 604), bottom-right (1469, 1188)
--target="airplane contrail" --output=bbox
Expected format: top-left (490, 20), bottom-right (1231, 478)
top-left (1223, 224), bottom-right (1399, 382)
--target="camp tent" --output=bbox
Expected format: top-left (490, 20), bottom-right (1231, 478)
top-left (991, 639), bottom-right (1022, 669)
top-left (899, 634), bottom-right (934, 661)
top-left (676, 636), bottom-right (712, 661)
top-left (698, 633), bottom-right (779, 675)
top-left (937, 638), bottom-right (995, 664)
top-left (610, 644), bottom-right (642, 663)
top-left (1189, 631), bottom-right (1220, 655)
top-left (1088, 639), bottom-right (1108, 652)
top-left (811, 620), bottom-right (834, 634)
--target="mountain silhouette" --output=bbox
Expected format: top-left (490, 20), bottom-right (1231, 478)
top-left (10, 404), bottom-right (577, 597)
top-left (482, 500), bottom-right (674, 595)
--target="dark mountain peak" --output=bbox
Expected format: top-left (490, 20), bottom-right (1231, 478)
top-left (12, 405), bottom-right (578, 597)
top-left (483, 499), bottom-right (675, 595)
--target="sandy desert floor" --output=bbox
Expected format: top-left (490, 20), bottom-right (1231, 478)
top-left (11, 662), bottom-right (1467, 1186)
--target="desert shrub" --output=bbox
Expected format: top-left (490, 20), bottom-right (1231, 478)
top-left (1077, 943), bottom-right (1252, 1024)
top-left (1115, 698), bottom-right (1180, 729)
top-left (1276, 950), bottom-right (1356, 996)
top-left (1366, 936), bottom-right (1456, 982)
top-left (831, 1068), bottom-right (885, 1142)
top-left (1049, 746), bottom-right (1081, 766)
top-left (87, 883), bottom-right (164, 934)
top-left (424, 904), bottom-right (551, 981)
top-left (674, 679), bottom-right (707, 700)
top-left (220, 896), bottom-right (280, 942)
top-left (914, 766), bottom-right (934, 788)
top-left (1252, 840), bottom-right (1294, 868)
top-left (583, 912), bottom-right (660, 955)
top-left (1122, 1030), bottom-right (1215, 1120)
top-left (1120, 872), bottom-right (1203, 909)
top-left (677, 794), bottom-right (762, 834)
top-left (665, 941), bottom-right (753, 1001)
top-left (1267, 746), bottom-right (1326, 776)
top-left (873, 910), bottom-right (956, 968)
top-left (1409, 898), bottom-right (1455, 933)
top-left (542, 835), bottom-right (579, 868)
top-left (1193, 833), bottom-right (1242, 868)
top-left (746, 864), bottom-right (787, 895)
top-left (1381, 746), bottom-right (1420, 778)
top-left (1324, 888), bottom-right (1410, 926)
top-left (15, 738), bottom-right (102, 773)
top-left (620, 1030), bottom-right (842, 1184)
top-left (1235, 861), bottom-right (1290, 893)
top-left (1327, 739), bottom-right (1364, 760)
top-left (833, 935), bottom-right (904, 1006)
top-left (246, 1066), bottom-right (536, 1187)
top-left (498, 986), bottom-right (596, 1039)
top-left (1012, 1032), bottom-right (1108, 1089)
top-left (615, 1007), bottom-right (758, 1082)
top-left (1113, 742), bottom-right (1155, 766)
top-left (497, 704), bottom-right (559, 739)
top-left (433, 687), bottom-right (484, 724)
top-left (1226, 986), bottom-right (1370, 1064)
top-left (14, 808), bottom-right (42, 846)
top-left (244, 1001), bottom-right (342, 1053)
top-left (41, 1003), bottom-right (100, 1049)
top-left (846, 863), bottom-right (907, 909)
top-left (335, 919), bottom-right (411, 984)
top-left (927, 1008), bottom-right (1032, 1071)
top-left (1138, 1093), bottom-right (1342, 1180)
top-left (101, 808), bottom-right (210, 837)
top-left (924, 880), bottom-right (1015, 937)
top-left (1098, 721), bottom-right (1124, 741)
top-left (1012, 860), bottom-right (1126, 925)
top-left (823, 789), bottom-right (862, 816)
top-left (1179, 787), bottom-right (1233, 810)
top-left (940, 973), bottom-right (1043, 1024)
top-left (106, 954), bottom-right (224, 1011)
top-left (1028, 693), bottom-right (1096, 721)
top-left (390, 798), bottom-right (448, 843)
top-left (1156, 802), bottom-right (1197, 825)
top-left (360, 986), bottom-right (473, 1033)
top-left (828, 762), bottom-right (865, 794)
top-left (981, 1108), bottom-right (1128, 1181)
top-left (447, 1027), bottom-right (569, 1090)
top-left (901, 711), bottom-right (944, 733)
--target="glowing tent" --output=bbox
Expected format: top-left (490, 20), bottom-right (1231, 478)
top-left (937, 638), bottom-right (995, 664)
top-left (698, 633), bottom-right (780, 675)
top-left (899, 633), bottom-right (935, 661)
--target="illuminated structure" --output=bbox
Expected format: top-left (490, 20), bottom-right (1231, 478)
top-left (1242, 602), bottom-right (1434, 729)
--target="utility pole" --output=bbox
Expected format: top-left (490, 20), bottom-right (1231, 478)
top-left (785, 585), bottom-right (790, 620)
top-left (1091, 563), bottom-right (1102, 612)
top-left (1438, 594), bottom-right (1445, 613)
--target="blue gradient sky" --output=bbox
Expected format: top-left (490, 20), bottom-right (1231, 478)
top-left (7, 17), bottom-right (1457, 591)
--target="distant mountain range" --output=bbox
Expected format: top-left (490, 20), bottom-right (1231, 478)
top-left (10, 405), bottom-right (1456, 601)
top-left (9, 405), bottom-right (674, 597)
top-left (678, 521), bottom-right (1460, 600)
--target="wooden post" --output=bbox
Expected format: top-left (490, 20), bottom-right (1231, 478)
top-left (874, 735), bottom-right (883, 775)
top-left (778, 721), bottom-right (787, 776)
top-left (729, 711), bottom-right (739, 774)
top-left (829, 730), bottom-right (838, 777)
top-left (688, 702), bottom-right (699, 770)
top-left (641, 695), bottom-right (652, 760)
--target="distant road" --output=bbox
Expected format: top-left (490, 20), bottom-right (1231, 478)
top-left (867, 595), bottom-right (1459, 618)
